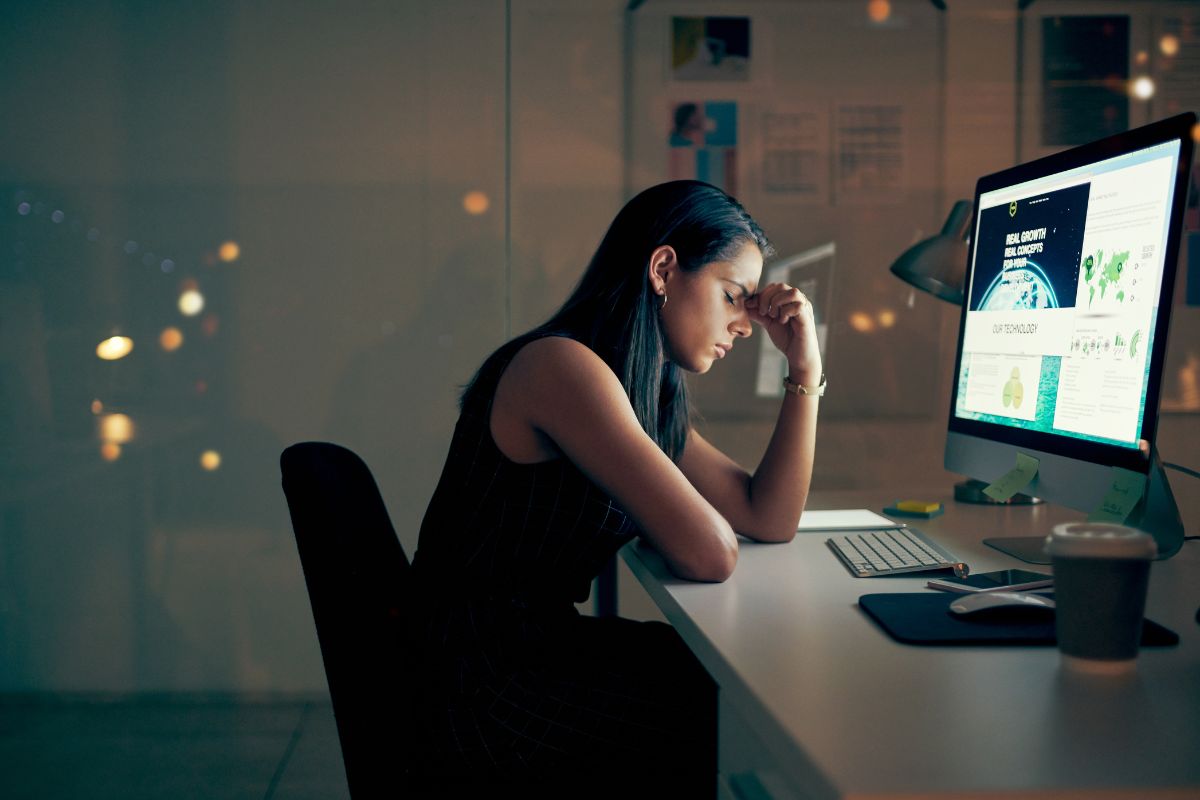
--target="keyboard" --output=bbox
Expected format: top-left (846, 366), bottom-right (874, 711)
top-left (826, 527), bottom-right (961, 577)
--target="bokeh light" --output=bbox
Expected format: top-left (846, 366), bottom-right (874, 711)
top-left (179, 289), bottom-right (205, 316)
top-left (201, 314), bottom-right (219, 337)
top-left (1135, 50), bottom-right (1149, 66)
top-left (849, 311), bottom-right (876, 333)
top-left (1160, 34), bottom-right (1180, 57)
top-left (867, 0), bottom-right (891, 24)
top-left (462, 191), bottom-right (490, 215)
top-left (100, 442), bottom-right (122, 462)
top-left (99, 413), bottom-right (134, 444)
top-left (91, 399), bottom-right (104, 415)
top-left (877, 309), bottom-right (896, 328)
top-left (218, 240), bottom-right (240, 262)
top-left (160, 327), bottom-right (184, 352)
top-left (96, 336), bottom-right (134, 361)
top-left (200, 450), bottom-right (222, 471)
top-left (1131, 76), bottom-right (1155, 100)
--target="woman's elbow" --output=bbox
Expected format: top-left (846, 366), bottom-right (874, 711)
top-left (678, 540), bottom-right (738, 582)
top-left (738, 519), bottom-right (797, 544)
top-left (707, 545), bottom-right (738, 582)
top-left (756, 526), bottom-right (797, 544)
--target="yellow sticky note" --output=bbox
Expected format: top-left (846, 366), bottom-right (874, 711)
top-left (897, 500), bottom-right (940, 513)
top-left (1087, 467), bottom-right (1146, 524)
top-left (983, 452), bottom-right (1040, 501)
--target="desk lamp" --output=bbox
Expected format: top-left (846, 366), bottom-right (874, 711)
top-left (889, 201), bottom-right (1040, 505)
top-left (889, 200), bottom-right (970, 304)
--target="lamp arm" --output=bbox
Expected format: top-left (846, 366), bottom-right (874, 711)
top-left (941, 199), bottom-right (973, 239)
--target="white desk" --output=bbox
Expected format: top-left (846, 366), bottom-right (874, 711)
top-left (619, 491), bottom-right (1200, 799)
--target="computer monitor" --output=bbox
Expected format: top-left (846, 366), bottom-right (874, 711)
top-left (946, 113), bottom-right (1196, 563)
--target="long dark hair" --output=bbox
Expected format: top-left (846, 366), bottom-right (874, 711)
top-left (462, 180), bottom-right (773, 461)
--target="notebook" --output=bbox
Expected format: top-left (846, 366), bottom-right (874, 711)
top-left (797, 509), bottom-right (903, 532)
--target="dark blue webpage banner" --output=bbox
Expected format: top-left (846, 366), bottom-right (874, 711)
top-left (969, 182), bottom-right (1090, 312)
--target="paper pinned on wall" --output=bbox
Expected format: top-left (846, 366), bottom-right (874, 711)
top-left (1159, 16), bottom-right (1200, 117)
top-left (1041, 16), bottom-right (1129, 147)
top-left (833, 103), bottom-right (905, 203)
top-left (761, 108), bottom-right (828, 202)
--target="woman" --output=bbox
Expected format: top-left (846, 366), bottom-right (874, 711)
top-left (407, 180), bottom-right (822, 794)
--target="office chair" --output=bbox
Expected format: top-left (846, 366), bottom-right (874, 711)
top-left (282, 443), bottom-right (636, 798)
top-left (280, 441), bottom-right (414, 797)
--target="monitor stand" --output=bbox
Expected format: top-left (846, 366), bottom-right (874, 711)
top-left (984, 448), bottom-right (1185, 564)
top-left (983, 535), bottom-right (1053, 565)
top-left (955, 478), bottom-right (1042, 505)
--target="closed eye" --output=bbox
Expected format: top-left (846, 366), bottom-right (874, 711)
top-left (724, 291), bottom-right (737, 306)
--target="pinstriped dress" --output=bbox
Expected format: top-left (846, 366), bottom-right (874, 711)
top-left (406, 338), bottom-right (716, 789)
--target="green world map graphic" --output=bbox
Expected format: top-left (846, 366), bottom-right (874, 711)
top-left (1082, 249), bottom-right (1130, 307)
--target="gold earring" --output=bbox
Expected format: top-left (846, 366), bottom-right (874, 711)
top-left (659, 293), bottom-right (668, 309)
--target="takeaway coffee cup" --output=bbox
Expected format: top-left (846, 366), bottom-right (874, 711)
top-left (1045, 522), bottom-right (1156, 674)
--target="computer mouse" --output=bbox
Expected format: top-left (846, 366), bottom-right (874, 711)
top-left (948, 591), bottom-right (1057, 620)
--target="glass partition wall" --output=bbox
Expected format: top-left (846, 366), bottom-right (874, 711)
top-left (0, 1), bottom-right (511, 693)
top-left (2, 0), bottom-right (1196, 694)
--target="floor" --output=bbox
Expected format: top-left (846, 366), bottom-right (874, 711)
top-left (0, 695), bottom-right (350, 800)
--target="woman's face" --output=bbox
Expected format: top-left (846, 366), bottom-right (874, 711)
top-left (659, 239), bottom-right (762, 373)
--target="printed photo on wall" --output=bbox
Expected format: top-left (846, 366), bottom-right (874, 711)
top-left (668, 101), bottom-right (738, 195)
top-left (671, 17), bottom-right (750, 81)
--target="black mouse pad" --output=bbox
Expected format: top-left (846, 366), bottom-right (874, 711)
top-left (858, 593), bottom-right (1179, 647)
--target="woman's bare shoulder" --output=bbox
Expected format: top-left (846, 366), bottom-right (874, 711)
top-left (505, 335), bottom-right (616, 390)
top-left (499, 335), bottom-right (634, 428)
top-left (491, 336), bottom-right (625, 462)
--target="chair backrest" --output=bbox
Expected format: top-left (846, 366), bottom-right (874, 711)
top-left (280, 441), bottom-right (412, 796)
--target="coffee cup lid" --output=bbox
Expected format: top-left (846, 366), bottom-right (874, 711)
top-left (1045, 522), bottom-right (1157, 559)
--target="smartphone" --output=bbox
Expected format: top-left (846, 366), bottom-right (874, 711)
top-left (927, 568), bottom-right (1053, 593)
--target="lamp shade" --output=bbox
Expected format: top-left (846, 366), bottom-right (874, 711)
top-left (889, 200), bottom-right (972, 305)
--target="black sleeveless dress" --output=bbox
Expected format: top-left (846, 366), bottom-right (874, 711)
top-left (406, 338), bottom-right (716, 792)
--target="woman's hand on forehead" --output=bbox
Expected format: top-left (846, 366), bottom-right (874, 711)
top-left (745, 282), bottom-right (809, 323)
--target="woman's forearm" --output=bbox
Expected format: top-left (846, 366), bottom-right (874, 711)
top-left (743, 368), bottom-right (820, 541)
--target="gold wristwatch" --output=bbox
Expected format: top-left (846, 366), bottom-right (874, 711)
top-left (782, 373), bottom-right (826, 397)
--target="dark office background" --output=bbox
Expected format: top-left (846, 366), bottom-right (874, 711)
top-left (1, 1), bottom-right (1198, 797)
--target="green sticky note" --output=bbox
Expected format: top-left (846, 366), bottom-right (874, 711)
top-left (1087, 467), bottom-right (1146, 523)
top-left (983, 452), bottom-right (1040, 501)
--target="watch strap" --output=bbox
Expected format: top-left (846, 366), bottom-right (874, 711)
top-left (782, 373), bottom-right (826, 397)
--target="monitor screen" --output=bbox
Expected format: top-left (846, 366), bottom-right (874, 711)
top-left (949, 117), bottom-right (1192, 474)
